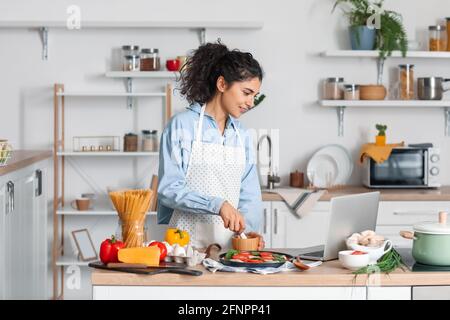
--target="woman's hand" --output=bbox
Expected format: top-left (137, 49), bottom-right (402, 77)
top-left (246, 232), bottom-right (265, 250)
top-left (219, 201), bottom-right (246, 233)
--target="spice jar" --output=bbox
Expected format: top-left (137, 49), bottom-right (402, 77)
top-left (140, 48), bottom-right (160, 71)
top-left (123, 55), bottom-right (140, 71)
top-left (343, 84), bottom-right (360, 100)
top-left (323, 78), bottom-right (344, 100)
top-left (398, 64), bottom-right (415, 100)
top-left (429, 25), bottom-right (447, 51)
top-left (124, 133), bottom-right (138, 152)
top-left (142, 130), bottom-right (158, 152)
top-left (122, 45), bottom-right (140, 56)
top-left (447, 18), bottom-right (450, 51)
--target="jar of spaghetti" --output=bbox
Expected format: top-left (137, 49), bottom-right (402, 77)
top-left (398, 64), bottom-right (415, 100)
top-left (429, 25), bottom-right (447, 51)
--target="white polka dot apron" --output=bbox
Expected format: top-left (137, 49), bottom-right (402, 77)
top-left (169, 104), bottom-right (246, 249)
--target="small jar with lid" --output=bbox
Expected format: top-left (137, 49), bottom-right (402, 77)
top-left (123, 55), bottom-right (140, 71)
top-left (122, 45), bottom-right (140, 56)
top-left (398, 64), bottom-right (415, 100)
top-left (142, 130), bottom-right (158, 151)
top-left (323, 77), bottom-right (344, 100)
top-left (429, 25), bottom-right (447, 51)
top-left (140, 48), bottom-right (161, 71)
top-left (343, 84), bottom-right (360, 100)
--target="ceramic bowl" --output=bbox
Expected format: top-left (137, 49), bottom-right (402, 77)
top-left (338, 250), bottom-right (370, 271)
top-left (347, 240), bottom-right (393, 264)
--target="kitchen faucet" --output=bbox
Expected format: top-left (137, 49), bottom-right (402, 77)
top-left (257, 134), bottom-right (280, 190)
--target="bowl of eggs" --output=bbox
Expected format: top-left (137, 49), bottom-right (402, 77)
top-left (346, 230), bottom-right (393, 264)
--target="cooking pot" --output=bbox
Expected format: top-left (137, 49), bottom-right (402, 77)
top-left (417, 77), bottom-right (450, 100)
top-left (400, 212), bottom-right (450, 266)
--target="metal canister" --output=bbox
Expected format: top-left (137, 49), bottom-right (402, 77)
top-left (417, 77), bottom-right (450, 100)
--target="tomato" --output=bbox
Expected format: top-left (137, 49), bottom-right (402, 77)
top-left (149, 241), bottom-right (168, 261)
top-left (351, 251), bottom-right (367, 255)
top-left (232, 254), bottom-right (250, 261)
top-left (100, 235), bottom-right (125, 264)
top-left (239, 251), bottom-right (251, 256)
top-left (246, 259), bottom-right (264, 263)
top-left (260, 252), bottom-right (273, 257)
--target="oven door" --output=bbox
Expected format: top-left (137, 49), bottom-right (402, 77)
top-left (369, 149), bottom-right (427, 187)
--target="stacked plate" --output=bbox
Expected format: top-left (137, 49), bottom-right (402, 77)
top-left (307, 144), bottom-right (353, 188)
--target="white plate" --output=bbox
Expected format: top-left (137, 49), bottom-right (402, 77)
top-left (307, 154), bottom-right (338, 188)
top-left (314, 144), bottom-right (353, 185)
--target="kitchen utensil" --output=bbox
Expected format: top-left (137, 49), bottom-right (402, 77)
top-left (338, 250), bottom-right (370, 270)
top-left (293, 257), bottom-right (311, 271)
top-left (239, 233), bottom-right (247, 239)
top-left (360, 84), bottom-right (387, 100)
top-left (71, 198), bottom-right (91, 211)
top-left (347, 240), bottom-right (393, 264)
top-left (313, 144), bottom-right (353, 186)
top-left (219, 251), bottom-right (294, 268)
top-left (88, 261), bottom-right (202, 276)
top-left (417, 77), bottom-right (450, 100)
top-left (290, 170), bottom-right (304, 188)
top-left (307, 144), bottom-right (353, 188)
top-left (166, 59), bottom-right (180, 71)
top-left (400, 211), bottom-right (450, 266)
top-left (107, 261), bottom-right (186, 269)
top-left (232, 235), bottom-right (259, 251)
top-left (307, 154), bottom-right (338, 188)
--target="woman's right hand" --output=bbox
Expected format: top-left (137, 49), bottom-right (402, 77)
top-left (219, 201), bottom-right (245, 233)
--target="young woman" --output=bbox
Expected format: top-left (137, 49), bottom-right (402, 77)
top-left (157, 41), bottom-right (264, 250)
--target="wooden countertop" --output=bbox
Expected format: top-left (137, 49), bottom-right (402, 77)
top-left (262, 186), bottom-right (450, 202)
top-left (0, 150), bottom-right (52, 177)
top-left (91, 260), bottom-right (450, 287)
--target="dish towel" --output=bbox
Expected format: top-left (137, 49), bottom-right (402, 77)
top-left (266, 188), bottom-right (326, 218)
top-left (359, 142), bottom-right (405, 164)
top-left (202, 258), bottom-right (322, 274)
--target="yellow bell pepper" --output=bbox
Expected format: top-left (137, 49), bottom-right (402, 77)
top-left (165, 228), bottom-right (190, 246)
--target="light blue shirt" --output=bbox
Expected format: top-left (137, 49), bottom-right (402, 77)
top-left (157, 102), bottom-right (262, 232)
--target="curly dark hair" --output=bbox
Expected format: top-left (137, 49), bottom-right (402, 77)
top-left (179, 40), bottom-right (263, 105)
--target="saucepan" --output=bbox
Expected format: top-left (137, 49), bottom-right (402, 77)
top-left (400, 211), bottom-right (450, 266)
top-left (417, 77), bottom-right (450, 100)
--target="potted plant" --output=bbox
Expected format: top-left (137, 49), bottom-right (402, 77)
top-left (375, 124), bottom-right (387, 146)
top-left (333, 0), bottom-right (408, 59)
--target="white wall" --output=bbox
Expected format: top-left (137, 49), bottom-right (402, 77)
top-left (1, 0), bottom-right (450, 299)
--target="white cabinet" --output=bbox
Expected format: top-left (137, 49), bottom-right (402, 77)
top-left (260, 201), bottom-right (330, 249)
top-left (0, 161), bottom-right (48, 299)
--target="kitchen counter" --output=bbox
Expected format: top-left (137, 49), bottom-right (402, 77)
top-left (262, 186), bottom-right (450, 202)
top-left (0, 150), bottom-right (52, 177)
top-left (91, 260), bottom-right (450, 288)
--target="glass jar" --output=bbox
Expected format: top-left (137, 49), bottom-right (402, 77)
top-left (398, 64), bottom-right (415, 100)
top-left (429, 25), bottom-right (447, 51)
top-left (124, 133), bottom-right (138, 152)
top-left (123, 55), bottom-right (140, 71)
top-left (447, 18), bottom-right (450, 51)
top-left (140, 48), bottom-right (160, 71)
top-left (323, 78), bottom-right (344, 100)
top-left (343, 84), bottom-right (360, 100)
top-left (120, 218), bottom-right (145, 248)
top-left (122, 45), bottom-right (140, 56)
top-left (142, 130), bottom-right (158, 151)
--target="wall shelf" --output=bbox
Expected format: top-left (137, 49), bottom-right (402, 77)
top-left (56, 151), bottom-right (159, 157)
top-left (1, 20), bottom-right (263, 60)
top-left (321, 50), bottom-right (450, 59)
top-left (56, 256), bottom-right (90, 267)
top-left (319, 100), bottom-right (450, 137)
top-left (105, 71), bottom-right (179, 79)
top-left (56, 91), bottom-right (166, 97)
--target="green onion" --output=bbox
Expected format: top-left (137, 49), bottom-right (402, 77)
top-left (353, 248), bottom-right (404, 275)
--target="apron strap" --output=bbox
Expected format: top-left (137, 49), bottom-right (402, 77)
top-left (196, 104), bottom-right (245, 149)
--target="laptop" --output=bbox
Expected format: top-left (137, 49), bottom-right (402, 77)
top-left (299, 192), bottom-right (380, 261)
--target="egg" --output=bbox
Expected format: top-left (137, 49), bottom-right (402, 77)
top-left (173, 244), bottom-right (186, 257)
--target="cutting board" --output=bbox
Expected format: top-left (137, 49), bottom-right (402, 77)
top-left (88, 261), bottom-right (203, 276)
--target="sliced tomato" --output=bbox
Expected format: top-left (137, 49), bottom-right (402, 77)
top-left (351, 251), bottom-right (367, 255)
top-left (232, 254), bottom-right (250, 261)
top-left (239, 251), bottom-right (251, 256)
top-left (260, 252), bottom-right (273, 257)
top-left (246, 259), bottom-right (264, 263)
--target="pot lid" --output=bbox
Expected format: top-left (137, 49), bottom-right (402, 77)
top-left (414, 212), bottom-right (450, 234)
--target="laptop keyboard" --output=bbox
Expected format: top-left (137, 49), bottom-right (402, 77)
top-left (302, 250), bottom-right (324, 257)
